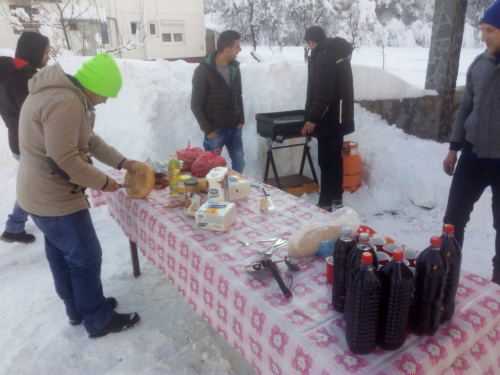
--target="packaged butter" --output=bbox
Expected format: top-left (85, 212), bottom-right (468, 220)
top-left (195, 200), bottom-right (237, 232)
top-left (206, 167), bottom-right (230, 202)
top-left (228, 173), bottom-right (251, 201)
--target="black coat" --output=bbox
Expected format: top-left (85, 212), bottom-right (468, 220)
top-left (191, 51), bottom-right (245, 134)
top-left (0, 57), bottom-right (37, 155)
top-left (305, 37), bottom-right (355, 138)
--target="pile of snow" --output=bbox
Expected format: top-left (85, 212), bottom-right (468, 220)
top-left (0, 47), bottom-right (495, 374)
top-left (0, 48), bottom-right (15, 57)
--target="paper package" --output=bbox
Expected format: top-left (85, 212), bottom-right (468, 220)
top-left (228, 174), bottom-right (251, 201)
top-left (195, 201), bottom-right (237, 232)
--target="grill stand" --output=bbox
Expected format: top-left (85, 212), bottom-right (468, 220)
top-left (263, 135), bottom-right (319, 196)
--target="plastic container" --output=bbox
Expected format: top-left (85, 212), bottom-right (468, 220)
top-left (177, 174), bottom-right (192, 202)
top-left (410, 236), bottom-right (448, 336)
top-left (168, 154), bottom-right (181, 197)
top-left (206, 167), bottom-right (229, 202)
top-left (346, 232), bottom-right (379, 289)
top-left (377, 249), bottom-right (414, 350)
top-left (332, 227), bottom-right (356, 313)
top-left (342, 141), bottom-right (362, 192)
top-left (440, 224), bottom-right (462, 322)
top-left (345, 252), bottom-right (381, 355)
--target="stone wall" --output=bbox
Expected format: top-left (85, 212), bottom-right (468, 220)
top-left (356, 86), bottom-right (464, 142)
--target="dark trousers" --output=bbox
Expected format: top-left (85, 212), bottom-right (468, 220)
top-left (31, 209), bottom-right (115, 333)
top-left (317, 136), bottom-right (344, 206)
top-left (443, 154), bottom-right (500, 269)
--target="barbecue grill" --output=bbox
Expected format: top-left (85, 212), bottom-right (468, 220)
top-left (256, 110), bottom-right (319, 195)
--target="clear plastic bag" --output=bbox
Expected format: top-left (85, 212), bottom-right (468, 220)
top-left (288, 207), bottom-right (360, 258)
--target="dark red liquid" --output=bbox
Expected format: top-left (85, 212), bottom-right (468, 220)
top-left (332, 235), bottom-right (356, 313)
top-left (377, 259), bottom-right (414, 350)
top-left (346, 242), bottom-right (379, 288)
top-left (410, 245), bottom-right (448, 336)
top-left (440, 233), bottom-right (462, 322)
top-left (345, 261), bottom-right (381, 355)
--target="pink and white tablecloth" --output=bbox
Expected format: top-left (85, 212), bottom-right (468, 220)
top-left (90, 170), bottom-right (500, 375)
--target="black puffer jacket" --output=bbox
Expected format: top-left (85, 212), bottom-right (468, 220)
top-left (305, 37), bottom-right (355, 138)
top-left (0, 57), bottom-right (37, 155)
top-left (191, 51), bottom-right (245, 134)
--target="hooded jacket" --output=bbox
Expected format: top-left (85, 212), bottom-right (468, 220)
top-left (305, 37), bottom-right (355, 138)
top-left (0, 57), bottom-right (37, 155)
top-left (17, 63), bottom-right (126, 217)
top-left (191, 50), bottom-right (245, 134)
top-left (450, 51), bottom-right (500, 159)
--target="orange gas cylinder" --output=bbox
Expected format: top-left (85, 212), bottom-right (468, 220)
top-left (342, 141), bottom-right (362, 192)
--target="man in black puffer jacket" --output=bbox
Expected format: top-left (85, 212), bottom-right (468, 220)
top-left (0, 32), bottom-right (50, 244)
top-left (191, 30), bottom-right (245, 173)
top-left (302, 26), bottom-right (355, 212)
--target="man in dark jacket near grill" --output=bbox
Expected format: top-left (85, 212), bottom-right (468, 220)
top-left (191, 30), bottom-right (245, 173)
top-left (302, 26), bottom-right (355, 212)
top-left (0, 32), bottom-right (50, 244)
top-left (442, 2), bottom-right (500, 284)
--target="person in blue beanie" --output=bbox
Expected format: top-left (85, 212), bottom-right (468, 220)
top-left (442, 1), bottom-right (500, 284)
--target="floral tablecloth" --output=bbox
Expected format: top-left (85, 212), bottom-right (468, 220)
top-left (90, 170), bottom-right (500, 375)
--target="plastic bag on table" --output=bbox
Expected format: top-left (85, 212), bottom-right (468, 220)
top-left (191, 148), bottom-right (227, 178)
top-left (288, 207), bottom-right (360, 258)
top-left (176, 141), bottom-right (204, 172)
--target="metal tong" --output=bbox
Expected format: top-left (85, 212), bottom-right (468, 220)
top-left (247, 259), bottom-right (292, 299)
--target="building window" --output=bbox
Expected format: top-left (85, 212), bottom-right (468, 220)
top-left (131, 22), bottom-right (139, 36)
top-left (69, 22), bottom-right (78, 30)
top-left (100, 22), bottom-right (110, 44)
top-left (161, 21), bottom-right (185, 45)
top-left (149, 22), bottom-right (157, 36)
top-left (9, 5), bottom-right (40, 34)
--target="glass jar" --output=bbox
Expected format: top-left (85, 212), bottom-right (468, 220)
top-left (177, 174), bottom-right (192, 202)
top-left (184, 179), bottom-right (200, 207)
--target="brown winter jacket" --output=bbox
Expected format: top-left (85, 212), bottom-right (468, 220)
top-left (17, 63), bottom-right (126, 217)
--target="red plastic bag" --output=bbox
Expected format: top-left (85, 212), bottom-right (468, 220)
top-left (176, 141), bottom-right (204, 172)
top-left (191, 148), bottom-right (227, 178)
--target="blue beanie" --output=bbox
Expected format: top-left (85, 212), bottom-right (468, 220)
top-left (480, 1), bottom-right (500, 29)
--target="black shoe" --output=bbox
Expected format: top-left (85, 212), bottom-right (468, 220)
top-left (492, 269), bottom-right (500, 286)
top-left (89, 312), bottom-right (141, 338)
top-left (69, 297), bottom-right (118, 326)
top-left (0, 230), bottom-right (36, 244)
top-left (332, 200), bottom-right (344, 210)
top-left (316, 204), bottom-right (332, 213)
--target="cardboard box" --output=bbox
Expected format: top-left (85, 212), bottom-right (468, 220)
top-left (195, 201), bottom-right (237, 232)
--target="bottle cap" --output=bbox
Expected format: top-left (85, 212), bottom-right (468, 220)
top-left (443, 224), bottom-right (455, 234)
top-left (341, 227), bottom-right (352, 236)
top-left (362, 252), bottom-right (373, 264)
top-left (393, 249), bottom-right (403, 261)
top-left (359, 233), bottom-right (369, 242)
top-left (430, 236), bottom-right (441, 246)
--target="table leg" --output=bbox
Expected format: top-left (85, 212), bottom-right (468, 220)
top-left (129, 240), bottom-right (141, 277)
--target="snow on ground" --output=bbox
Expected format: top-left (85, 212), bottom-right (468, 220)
top-left (0, 46), bottom-right (494, 374)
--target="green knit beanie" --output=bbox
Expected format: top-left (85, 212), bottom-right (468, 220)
top-left (74, 53), bottom-right (122, 98)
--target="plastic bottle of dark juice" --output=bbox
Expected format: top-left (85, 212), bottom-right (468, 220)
top-left (346, 232), bottom-right (379, 288)
top-left (440, 224), bottom-right (462, 322)
top-left (377, 249), bottom-right (414, 350)
top-left (410, 236), bottom-right (448, 336)
top-left (332, 227), bottom-right (356, 313)
top-left (345, 252), bottom-right (381, 355)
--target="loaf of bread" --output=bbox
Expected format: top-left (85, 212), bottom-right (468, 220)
top-left (124, 162), bottom-right (155, 199)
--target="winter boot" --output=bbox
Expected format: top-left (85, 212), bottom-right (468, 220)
top-left (88, 312), bottom-right (141, 338)
top-left (69, 297), bottom-right (119, 326)
top-left (0, 230), bottom-right (36, 244)
top-left (332, 200), bottom-right (344, 210)
top-left (316, 204), bottom-right (332, 213)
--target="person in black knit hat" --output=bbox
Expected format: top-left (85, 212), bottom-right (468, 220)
top-left (0, 31), bottom-right (50, 244)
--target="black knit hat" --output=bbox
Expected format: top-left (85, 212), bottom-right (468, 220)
top-left (15, 32), bottom-right (49, 68)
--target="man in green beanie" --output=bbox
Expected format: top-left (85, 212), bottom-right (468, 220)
top-left (17, 53), bottom-right (141, 338)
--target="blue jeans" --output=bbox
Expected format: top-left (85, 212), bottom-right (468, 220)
top-left (31, 209), bottom-right (115, 333)
top-left (203, 127), bottom-right (245, 173)
top-left (5, 153), bottom-right (30, 233)
top-left (317, 137), bottom-right (344, 206)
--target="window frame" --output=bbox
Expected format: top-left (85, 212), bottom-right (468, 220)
top-left (130, 21), bottom-right (139, 36)
top-left (149, 22), bottom-right (158, 37)
top-left (160, 20), bottom-right (185, 45)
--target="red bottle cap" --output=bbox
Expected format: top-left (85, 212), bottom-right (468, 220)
top-left (359, 233), bottom-right (369, 242)
top-left (393, 249), bottom-right (403, 261)
top-left (430, 236), bottom-right (441, 246)
top-left (443, 224), bottom-right (455, 234)
top-left (362, 252), bottom-right (373, 264)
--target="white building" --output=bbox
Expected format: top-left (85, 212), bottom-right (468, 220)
top-left (0, 0), bottom-right (208, 61)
